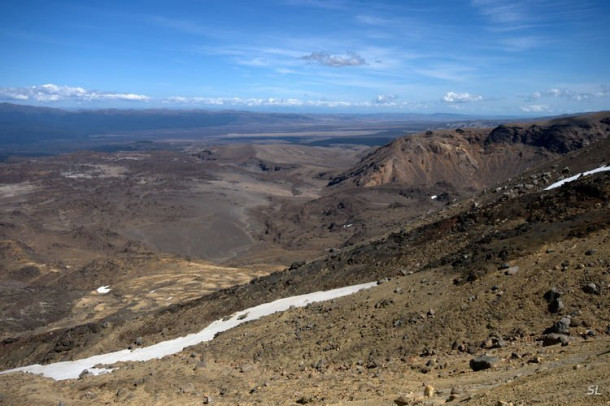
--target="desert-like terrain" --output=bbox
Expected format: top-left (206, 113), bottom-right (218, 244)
top-left (0, 109), bottom-right (608, 405)
top-left (0, 142), bottom-right (373, 337)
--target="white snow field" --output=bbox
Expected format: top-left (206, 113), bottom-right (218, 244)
top-left (1, 282), bottom-right (377, 380)
top-left (544, 165), bottom-right (610, 191)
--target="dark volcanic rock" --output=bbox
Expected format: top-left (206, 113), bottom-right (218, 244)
top-left (544, 316), bottom-right (571, 335)
top-left (548, 297), bottom-right (564, 314)
top-left (289, 260), bottom-right (306, 270)
top-left (542, 333), bottom-right (570, 346)
top-left (543, 287), bottom-right (561, 303)
top-left (544, 287), bottom-right (564, 313)
top-left (469, 354), bottom-right (499, 371)
top-left (583, 283), bottom-right (600, 295)
top-left (485, 121), bottom-right (607, 154)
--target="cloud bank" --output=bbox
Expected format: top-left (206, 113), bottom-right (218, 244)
top-left (0, 84), bottom-right (150, 103)
top-left (1, 84), bottom-right (407, 109)
top-left (164, 96), bottom-right (354, 108)
top-left (521, 104), bottom-right (550, 113)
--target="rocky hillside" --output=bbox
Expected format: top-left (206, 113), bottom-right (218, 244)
top-left (329, 112), bottom-right (610, 192)
top-left (1, 134), bottom-right (609, 405)
top-left (1, 115), bottom-right (609, 405)
top-left (255, 112), bottom-right (610, 254)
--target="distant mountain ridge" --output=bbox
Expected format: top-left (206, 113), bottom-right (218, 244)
top-left (0, 103), bottom-right (315, 144)
top-left (0, 103), bottom-right (536, 147)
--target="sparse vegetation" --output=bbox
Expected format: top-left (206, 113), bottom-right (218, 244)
top-left (0, 112), bottom-right (609, 405)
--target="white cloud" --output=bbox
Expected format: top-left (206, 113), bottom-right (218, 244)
top-left (521, 104), bottom-right (550, 112)
top-left (0, 84), bottom-right (150, 103)
top-left (99, 92), bottom-right (150, 101)
top-left (301, 51), bottom-right (367, 67)
top-left (441, 91), bottom-right (483, 103)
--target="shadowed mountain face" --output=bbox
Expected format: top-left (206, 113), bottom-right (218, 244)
top-left (485, 114), bottom-right (610, 153)
top-left (328, 112), bottom-right (610, 191)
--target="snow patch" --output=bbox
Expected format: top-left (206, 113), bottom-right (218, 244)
top-left (544, 165), bottom-right (610, 191)
top-left (96, 286), bottom-right (111, 294)
top-left (0, 282), bottom-right (376, 380)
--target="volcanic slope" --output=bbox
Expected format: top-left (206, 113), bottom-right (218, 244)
top-left (1, 132), bottom-right (608, 404)
top-left (257, 112), bottom-right (610, 255)
top-left (328, 111), bottom-right (610, 190)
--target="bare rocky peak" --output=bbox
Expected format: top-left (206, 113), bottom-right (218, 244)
top-left (329, 112), bottom-right (610, 191)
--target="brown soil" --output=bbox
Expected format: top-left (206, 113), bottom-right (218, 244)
top-left (0, 115), bottom-right (609, 405)
top-left (329, 112), bottom-right (610, 190)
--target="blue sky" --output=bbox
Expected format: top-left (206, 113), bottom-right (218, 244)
top-left (1, 0), bottom-right (609, 115)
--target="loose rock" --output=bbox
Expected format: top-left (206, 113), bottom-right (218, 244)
top-left (544, 287), bottom-right (561, 301)
top-left (394, 394), bottom-right (415, 406)
top-left (469, 355), bottom-right (499, 371)
top-left (544, 316), bottom-right (571, 335)
top-left (549, 297), bottom-right (564, 313)
top-left (504, 266), bottom-right (519, 275)
top-left (542, 333), bottom-right (570, 346)
top-left (583, 283), bottom-right (600, 295)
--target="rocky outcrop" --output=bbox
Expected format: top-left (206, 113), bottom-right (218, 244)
top-left (485, 116), bottom-right (609, 154)
top-left (329, 113), bottom-right (610, 191)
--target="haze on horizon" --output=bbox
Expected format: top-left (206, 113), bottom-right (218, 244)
top-left (1, 0), bottom-right (609, 115)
